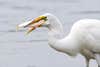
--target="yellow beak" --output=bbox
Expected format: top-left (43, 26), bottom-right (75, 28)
top-left (17, 16), bottom-right (46, 34)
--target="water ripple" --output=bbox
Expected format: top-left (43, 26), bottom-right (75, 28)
top-left (0, 39), bottom-right (47, 43)
top-left (0, 1), bottom-right (6, 6)
top-left (71, 10), bottom-right (100, 14)
top-left (0, 29), bottom-right (25, 33)
top-left (12, 6), bottom-right (33, 10)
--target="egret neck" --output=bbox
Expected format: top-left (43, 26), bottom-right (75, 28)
top-left (47, 16), bottom-right (65, 52)
top-left (47, 16), bottom-right (79, 56)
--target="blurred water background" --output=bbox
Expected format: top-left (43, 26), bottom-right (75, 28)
top-left (0, 0), bottom-right (100, 67)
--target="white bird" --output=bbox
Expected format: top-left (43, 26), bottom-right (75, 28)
top-left (17, 13), bottom-right (100, 67)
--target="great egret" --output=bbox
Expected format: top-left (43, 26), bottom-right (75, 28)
top-left (17, 13), bottom-right (100, 67)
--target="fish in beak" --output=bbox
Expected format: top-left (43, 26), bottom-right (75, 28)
top-left (17, 16), bottom-right (47, 34)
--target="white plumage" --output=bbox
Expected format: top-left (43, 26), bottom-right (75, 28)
top-left (17, 13), bottom-right (100, 67)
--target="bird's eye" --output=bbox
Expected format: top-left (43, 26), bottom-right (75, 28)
top-left (43, 17), bottom-right (48, 21)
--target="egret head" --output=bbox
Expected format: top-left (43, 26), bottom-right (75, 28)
top-left (17, 13), bottom-right (62, 34)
